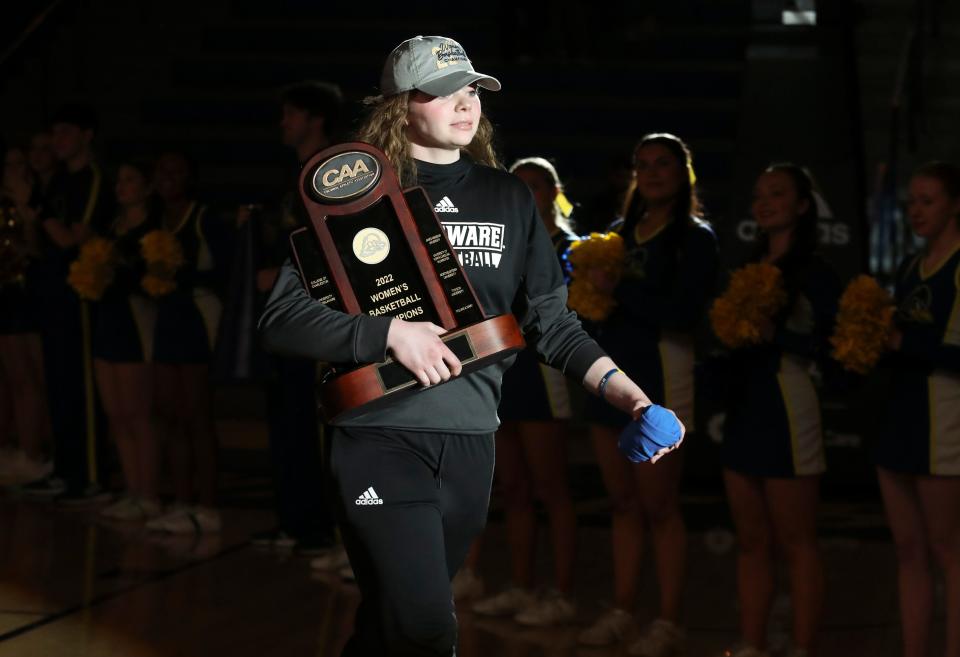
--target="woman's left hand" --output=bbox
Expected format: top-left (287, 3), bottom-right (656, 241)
top-left (627, 402), bottom-right (686, 464)
top-left (630, 398), bottom-right (653, 420)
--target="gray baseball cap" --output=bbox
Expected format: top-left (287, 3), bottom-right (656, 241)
top-left (380, 36), bottom-right (501, 98)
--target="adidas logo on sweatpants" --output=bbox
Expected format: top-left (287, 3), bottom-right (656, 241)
top-left (355, 486), bottom-right (384, 505)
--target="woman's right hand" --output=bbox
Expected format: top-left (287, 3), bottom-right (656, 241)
top-left (386, 319), bottom-right (463, 387)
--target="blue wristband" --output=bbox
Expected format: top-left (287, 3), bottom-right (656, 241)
top-left (598, 368), bottom-right (622, 401)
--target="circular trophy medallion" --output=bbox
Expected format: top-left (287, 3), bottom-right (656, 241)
top-left (311, 151), bottom-right (381, 202)
top-left (352, 228), bottom-right (390, 265)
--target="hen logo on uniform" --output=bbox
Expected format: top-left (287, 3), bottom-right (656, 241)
top-left (900, 285), bottom-right (934, 325)
top-left (442, 221), bottom-right (506, 268)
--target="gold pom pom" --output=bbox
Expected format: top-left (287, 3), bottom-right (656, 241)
top-left (140, 229), bottom-right (185, 297)
top-left (710, 263), bottom-right (787, 348)
top-left (68, 237), bottom-right (116, 300)
top-left (566, 232), bottom-right (625, 321)
top-left (829, 275), bottom-right (894, 374)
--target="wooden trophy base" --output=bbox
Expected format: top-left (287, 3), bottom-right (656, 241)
top-left (319, 314), bottom-right (524, 422)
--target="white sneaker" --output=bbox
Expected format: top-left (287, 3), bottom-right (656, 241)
top-left (627, 619), bottom-right (686, 656)
top-left (186, 506), bottom-right (220, 533)
top-left (514, 589), bottom-right (577, 627)
top-left (578, 607), bottom-right (634, 646)
top-left (146, 505), bottom-right (190, 531)
top-left (715, 644), bottom-right (770, 657)
top-left (274, 532), bottom-right (297, 549)
top-left (18, 475), bottom-right (67, 497)
top-left (0, 448), bottom-right (24, 475)
top-left (138, 498), bottom-right (162, 518)
top-left (0, 452), bottom-right (52, 484)
top-left (310, 545), bottom-right (350, 571)
top-left (147, 505), bottom-right (220, 534)
top-left (471, 586), bottom-right (536, 617)
top-left (451, 568), bottom-right (485, 601)
top-left (109, 497), bottom-right (162, 521)
top-left (20, 457), bottom-right (53, 482)
top-left (100, 495), bottom-right (138, 519)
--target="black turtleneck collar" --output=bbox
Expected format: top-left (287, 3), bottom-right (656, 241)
top-left (414, 154), bottom-right (473, 189)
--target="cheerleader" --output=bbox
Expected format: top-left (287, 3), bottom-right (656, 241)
top-left (0, 145), bottom-right (51, 483)
top-left (146, 152), bottom-right (226, 534)
top-left (91, 161), bottom-right (160, 520)
top-left (467, 157), bottom-right (580, 625)
top-left (719, 164), bottom-right (840, 657)
top-left (875, 161), bottom-right (960, 657)
top-left (578, 133), bottom-right (718, 656)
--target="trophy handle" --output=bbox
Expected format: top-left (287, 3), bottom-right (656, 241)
top-left (318, 314), bottom-right (524, 423)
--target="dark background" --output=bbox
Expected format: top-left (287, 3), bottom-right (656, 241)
top-left (2, 0), bottom-right (958, 503)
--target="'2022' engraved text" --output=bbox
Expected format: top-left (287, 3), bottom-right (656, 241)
top-left (368, 273), bottom-right (424, 320)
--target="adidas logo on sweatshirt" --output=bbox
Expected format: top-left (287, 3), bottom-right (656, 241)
top-left (434, 196), bottom-right (459, 213)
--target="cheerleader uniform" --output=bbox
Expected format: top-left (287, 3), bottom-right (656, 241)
top-left (874, 246), bottom-right (960, 475)
top-left (498, 226), bottom-right (578, 422)
top-left (153, 202), bottom-right (225, 365)
top-left (585, 212), bottom-right (719, 430)
top-left (91, 214), bottom-right (159, 362)
top-left (0, 197), bottom-right (39, 335)
top-left (721, 254), bottom-right (840, 478)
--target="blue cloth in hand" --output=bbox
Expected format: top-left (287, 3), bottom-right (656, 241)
top-left (618, 405), bottom-right (683, 463)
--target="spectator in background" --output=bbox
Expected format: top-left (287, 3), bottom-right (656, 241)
top-left (874, 161), bottom-right (960, 657)
top-left (466, 157), bottom-right (580, 626)
top-left (146, 152), bottom-right (227, 534)
top-left (718, 164), bottom-right (839, 657)
top-left (0, 145), bottom-right (52, 484)
top-left (239, 80), bottom-right (344, 557)
top-left (21, 104), bottom-right (114, 504)
top-left (92, 160), bottom-right (161, 522)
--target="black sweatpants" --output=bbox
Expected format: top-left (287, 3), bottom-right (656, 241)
top-left (329, 426), bottom-right (495, 657)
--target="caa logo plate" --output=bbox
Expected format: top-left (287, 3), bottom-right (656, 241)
top-left (311, 151), bottom-right (381, 201)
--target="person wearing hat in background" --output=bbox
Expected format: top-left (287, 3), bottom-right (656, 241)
top-left (20, 104), bottom-right (114, 504)
top-left (259, 36), bottom-right (684, 656)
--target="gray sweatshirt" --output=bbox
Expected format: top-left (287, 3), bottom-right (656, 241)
top-left (259, 156), bottom-right (606, 433)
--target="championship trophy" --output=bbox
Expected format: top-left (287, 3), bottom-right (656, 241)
top-left (289, 142), bottom-right (525, 422)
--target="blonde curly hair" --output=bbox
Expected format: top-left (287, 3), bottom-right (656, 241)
top-left (355, 92), bottom-right (500, 187)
